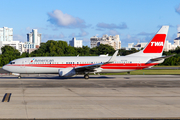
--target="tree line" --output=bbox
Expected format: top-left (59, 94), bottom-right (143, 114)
top-left (0, 40), bottom-right (179, 66)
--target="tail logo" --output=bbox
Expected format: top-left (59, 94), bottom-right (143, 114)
top-left (151, 42), bottom-right (163, 46)
top-left (143, 34), bottom-right (166, 53)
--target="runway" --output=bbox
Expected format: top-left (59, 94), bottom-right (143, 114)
top-left (0, 74), bottom-right (180, 119)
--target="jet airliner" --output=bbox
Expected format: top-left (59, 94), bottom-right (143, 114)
top-left (3, 26), bottom-right (173, 79)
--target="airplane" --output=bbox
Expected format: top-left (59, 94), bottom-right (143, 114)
top-left (3, 26), bottom-right (173, 79)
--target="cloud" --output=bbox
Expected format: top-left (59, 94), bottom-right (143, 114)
top-left (26, 27), bottom-right (32, 31)
top-left (47, 10), bottom-right (87, 28)
top-left (69, 29), bottom-right (88, 38)
top-left (137, 32), bottom-right (154, 36)
top-left (95, 34), bottom-right (99, 37)
top-left (166, 34), bottom-right (176, 42)
top-left (175, 4), bottom-right (180, 15)
top-left (157, 25), bottom-right (174, 28)
top-left (122, 34), bottom-right (139, 43)
top-left (121, 33), bottom-right (155, 47)
top-left (96, 28), bottom-right (105, 31)
top-left (177, 25), bottom-right (180, 32)
top-left (78, 29), bottom-right (89, 37)
top-left (97, 22), bottom-right (128, 29)
top-left (13, 34), bottom-right (26, 42)
top-left (69, 33), bottom-right (76, 38)
top-left (98, 30), bottom-right (120, 36)
top-left (42, 33), bottom-right (65, 41)
top-left (108, 30), bottom-right (120, 36)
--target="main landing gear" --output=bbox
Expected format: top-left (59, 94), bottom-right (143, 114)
top-left (18, 75), bottom-right (21, 79)
top-left (84, 74), bottom-right (89, 79)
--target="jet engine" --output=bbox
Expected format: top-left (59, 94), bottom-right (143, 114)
top-left (58, 68), bottom-right (76, 77)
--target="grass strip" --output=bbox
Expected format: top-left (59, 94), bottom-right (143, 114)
top-left (100, 70), bottom-right (180, 75)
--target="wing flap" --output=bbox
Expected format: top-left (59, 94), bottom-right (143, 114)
top-left (75, 63), bottom-right (103, 72)
top-left (75, 50), bottom-right (119, 73)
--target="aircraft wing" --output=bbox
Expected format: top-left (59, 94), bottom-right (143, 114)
top-left (75, 50), bottom-right (119, 73)
top-left (75, 63), bottom-right (104, 72)
top-left (150, 54), bottom-right (175, 61)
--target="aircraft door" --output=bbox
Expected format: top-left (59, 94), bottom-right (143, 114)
top-left (21, 61), bottom-right (25, 68)
top-left (21, 61), bottom-right (27, 73)
top-left (138, 60), bottom-right (142, 69)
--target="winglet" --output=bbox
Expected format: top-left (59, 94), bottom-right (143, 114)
top-left (106, 50), bottom-right (119, 63)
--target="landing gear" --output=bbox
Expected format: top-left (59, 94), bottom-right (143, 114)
top-left (18, 75), bottom-right (21, 79)
top-left (84, 74), bottom-right (89, 79)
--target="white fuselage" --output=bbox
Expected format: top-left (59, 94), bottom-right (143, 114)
top-left (2, 55), bottom-right (162, 74)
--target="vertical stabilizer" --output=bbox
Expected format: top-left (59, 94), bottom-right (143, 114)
top-left (128, 26), bottom-right (169, 57)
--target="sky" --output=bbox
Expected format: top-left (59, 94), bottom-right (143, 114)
top-left (1, 0), bottom-right (180, 47)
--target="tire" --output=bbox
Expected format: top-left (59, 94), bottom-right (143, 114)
top-left (84, 74), bottom-right (89, 79)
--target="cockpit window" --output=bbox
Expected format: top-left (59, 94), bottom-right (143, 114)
top-left (9, 62), bottom-right (15, 64)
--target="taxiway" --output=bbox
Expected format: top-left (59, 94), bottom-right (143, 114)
top-left (0, 74), bottom-right (180, 119)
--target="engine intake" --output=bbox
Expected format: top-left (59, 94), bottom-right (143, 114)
top-left (58, 68), bottom-right (76, 77)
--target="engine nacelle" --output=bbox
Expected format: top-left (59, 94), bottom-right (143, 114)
top-left (58, 68), bottom-right (76, 77)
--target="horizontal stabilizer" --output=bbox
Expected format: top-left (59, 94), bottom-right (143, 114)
top-left (150, 54), bottom-right (175, 61)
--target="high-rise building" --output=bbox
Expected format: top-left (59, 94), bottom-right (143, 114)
top-left (27, 29), bottom-right (41, 47)
top-left (0, 27), bottom-right (13, 42)
top-left (174, 32), bottom-right (180, 46)
top-left (25, 29), bottom-right (41, 53)
top-left (0, 41), bottom-right (25, 54)
top-left (69, 37), bottom-right (82, 48)
top-left (0, 27), bottom-right (25, 54)
top-left (90, 35), bottom-right (121, 50)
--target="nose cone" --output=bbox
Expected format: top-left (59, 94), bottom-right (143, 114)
top-left (2, 65), bottom-right (9, 72)
top-left (2, 65), bottom-right (6, 70)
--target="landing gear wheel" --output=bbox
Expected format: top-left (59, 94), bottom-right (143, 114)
top-left (18, 76), bottom-right (21, 79)
top-left (84, 74), bottom-right (89, 79)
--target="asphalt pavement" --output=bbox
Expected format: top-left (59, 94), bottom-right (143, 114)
top-left (0, 74), bottom-right (180, 120)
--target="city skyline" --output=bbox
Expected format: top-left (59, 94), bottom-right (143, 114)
top-left (1, 0), bottom-right (180, 47)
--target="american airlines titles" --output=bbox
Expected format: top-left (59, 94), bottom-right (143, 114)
top-left (31, 59), bottom-right (54, 63)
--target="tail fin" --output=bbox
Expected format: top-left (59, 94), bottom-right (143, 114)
top-left (128, 26), bottom-right (169, 57)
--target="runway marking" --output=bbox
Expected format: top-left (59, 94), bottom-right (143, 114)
top-left (2, 93), bottom-right (11, 102)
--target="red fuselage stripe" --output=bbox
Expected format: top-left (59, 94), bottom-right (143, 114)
top-left (7, 63), bottom-right (158, 70)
